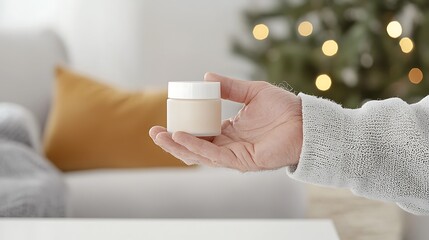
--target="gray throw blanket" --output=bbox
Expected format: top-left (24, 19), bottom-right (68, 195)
top-left (0, 103), bottom-right (65, 217)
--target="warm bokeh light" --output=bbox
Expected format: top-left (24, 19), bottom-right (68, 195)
top-left (315, 74), bottom-right (332, 91)
top-left (253, 24), bottom-right (269, 40)
top-left (408, 68), bottom-right (423, 84)
top-left (386, 21), bottom-right (402, 38)
top-left (399, 37), bottom-right (414, 53)
top-left (322, 40), bottom-right (338, 56)
top-left (297, 21), bottom-right (313, 37)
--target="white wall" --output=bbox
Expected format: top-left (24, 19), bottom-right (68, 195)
top-left (0, 0), bottom-right (257, 89)
top-left (0, 0), bottom-right (58, 29)
top-left (54, 0), bottom-right (255, 89)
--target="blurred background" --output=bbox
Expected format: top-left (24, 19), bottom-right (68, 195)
top-left (0, 1), bottom-right (428, 240)
top-left (234, 0), bottom-right (429, 107)
top-left (0, 0), bottom-right (253, 88)
top-left (1, 0), bottom-right (427, 103)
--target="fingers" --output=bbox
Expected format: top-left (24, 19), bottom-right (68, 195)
top-left (149, 127), bottom-right (214, 166)
top-left (149, 127), bottom-right (237, 169)
top-left (204, 72), bottom-right (267, 104)
top-left (149, 126), bottom-right (166, 139)
top-left (172, 131), bottom-right (236, 169)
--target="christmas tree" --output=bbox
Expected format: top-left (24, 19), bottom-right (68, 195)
top-left (233, 0), bottom-right (429, 107)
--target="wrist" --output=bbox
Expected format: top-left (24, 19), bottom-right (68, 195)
top-left (292, 96), bottom-right (303, 166)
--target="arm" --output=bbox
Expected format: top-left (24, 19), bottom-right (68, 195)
top-left (150, 73), bottom-right (429, 215)
top-left (288, 94), bottom-right (429, 215)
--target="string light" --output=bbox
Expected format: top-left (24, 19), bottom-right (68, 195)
top-left (399, 37), bottom-right (414, 53)
top-left (408, 68), bottom-right (423, 84)
top-left (298, 21), bottom-right (313, 37)
top-left (315, 74), bottom-right (332, 91)
top-left (322, 40), bottom-right (338, 56)
top-left (386, 21), bottom-right (402, 38)
top-left (253, 24), bottom-right (269, 40)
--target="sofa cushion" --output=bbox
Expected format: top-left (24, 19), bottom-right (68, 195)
top-left (65, 167), bottom-right (305, 218)
top-left (43, 67), bottom-right (186, 171)
top-left (0, 30), bottom-right (67, 132)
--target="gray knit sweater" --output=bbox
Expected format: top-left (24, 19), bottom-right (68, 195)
top-left (288, 93), bottom-right (429, 215)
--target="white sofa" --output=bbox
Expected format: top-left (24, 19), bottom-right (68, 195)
top-left (0, 30), bottom-right (306, 219)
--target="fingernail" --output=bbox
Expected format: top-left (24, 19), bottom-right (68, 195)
top-left (204, 72), bottom-right (221, 81)
top-left (204, 72), bottom-right (210, 80)
top-left (149, 130), bottom-right (156, 139)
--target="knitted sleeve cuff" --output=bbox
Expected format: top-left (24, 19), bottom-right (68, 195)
top-left (287, 93), bottom-right (350, 188)
top-left (287, 94), bottom-right (429, 215)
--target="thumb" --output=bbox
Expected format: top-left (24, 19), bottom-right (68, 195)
top-left (204, 72), bottom-right (262, 104)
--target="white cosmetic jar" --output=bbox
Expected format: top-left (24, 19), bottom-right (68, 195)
top-left (167, 81), bottom-right (221, 136)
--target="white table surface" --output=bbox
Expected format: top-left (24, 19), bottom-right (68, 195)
top-left (0, 219), bottom-right (339, 240)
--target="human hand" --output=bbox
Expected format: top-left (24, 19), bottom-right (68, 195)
top-left (149, 73), bottom-right (303, 172)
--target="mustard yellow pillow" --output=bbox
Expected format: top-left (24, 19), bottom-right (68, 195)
top-left (43, 67), bottom-right (186, 171)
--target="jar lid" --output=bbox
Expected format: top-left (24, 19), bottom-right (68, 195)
top-left (168, 81), bottom-right (220, 100)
